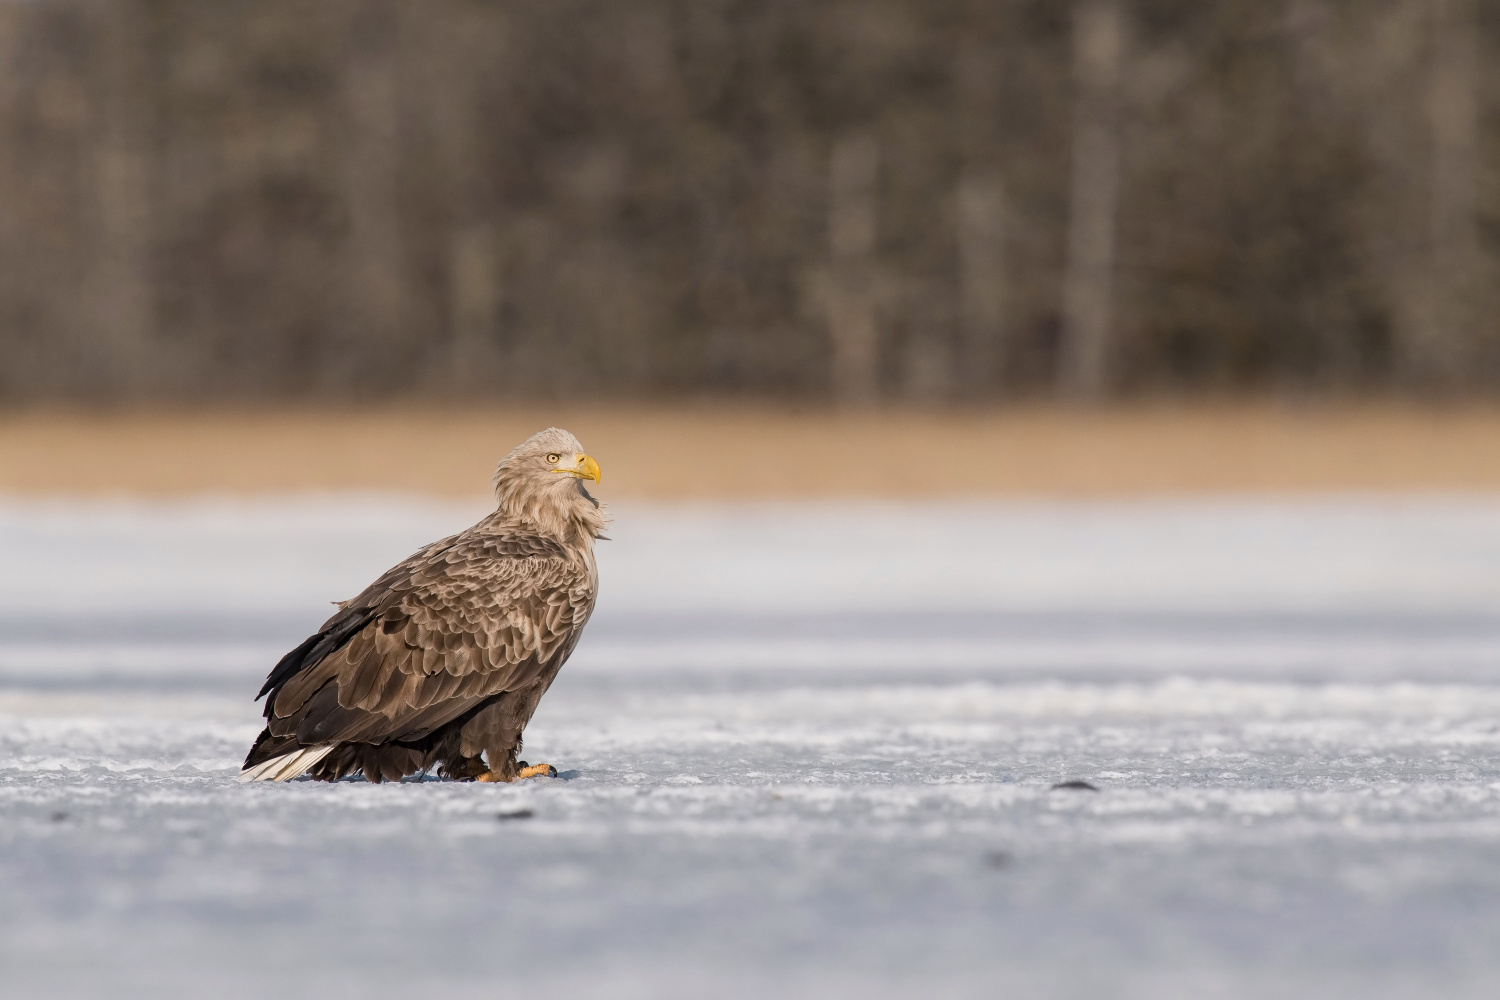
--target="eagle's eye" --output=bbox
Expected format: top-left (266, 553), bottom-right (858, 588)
top-left (546, 453), bottom-right (561, 464)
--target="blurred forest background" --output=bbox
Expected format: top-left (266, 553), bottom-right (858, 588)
top-left (0, 0), bottom-right (1496, 405)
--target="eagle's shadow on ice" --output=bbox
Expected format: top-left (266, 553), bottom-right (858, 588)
top-left (377, 769), bottom-right (582, 784)
top-left (239, 767), bottom-right (583, 784)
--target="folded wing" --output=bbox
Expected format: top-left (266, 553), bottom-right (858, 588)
top-left (246, 528), bottom-right (594, 768)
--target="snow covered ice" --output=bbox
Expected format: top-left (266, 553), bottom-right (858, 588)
top-left (4, 497), bottom-right (1500, 998)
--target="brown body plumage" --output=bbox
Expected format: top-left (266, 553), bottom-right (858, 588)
top-left (240, 428), bottom-right (606, 783)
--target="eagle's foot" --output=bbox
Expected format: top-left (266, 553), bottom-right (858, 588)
top-left (475, 761), bottom-right (556, 782)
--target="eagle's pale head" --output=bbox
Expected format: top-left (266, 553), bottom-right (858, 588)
top-left (493, 427), bottom-right (607, 544)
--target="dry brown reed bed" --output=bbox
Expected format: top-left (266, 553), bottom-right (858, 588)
top-left (3, 402), bottom-right (1500, 499)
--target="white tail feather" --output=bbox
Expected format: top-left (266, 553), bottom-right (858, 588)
top-left (239, 745), bottom-right (335, 783)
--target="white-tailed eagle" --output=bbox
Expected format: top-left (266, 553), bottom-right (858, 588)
top-left (240, 428), bottom-right (605, 783)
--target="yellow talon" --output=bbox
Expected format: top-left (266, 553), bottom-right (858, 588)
top-left (472, 764), bottom-right (555, 782)
top-left (468, 767), bottom-right (558, 779)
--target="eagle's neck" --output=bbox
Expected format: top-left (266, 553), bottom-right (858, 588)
top-left (493, 476), bottom-right (608, 551)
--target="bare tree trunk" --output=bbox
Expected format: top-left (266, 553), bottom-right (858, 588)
top-left (340, 0), bottom-right (408, 388)
top-left (1286, 0), bottom-right (1361, 385)
top-left (406, 3), bottom-right (508, 393)
top-left (826, 134), bottom-right (880, 403)
top-left (448, 224), bottom-right (500, 388)
top-left (1403, 0), bottom-right (1480, 386)
top-left (956, 170), bottom-right (1008, 395)
top-left (1058, 0), bottom-right (1124, 399)
top-left (85, 0), bottom-right (155, 396)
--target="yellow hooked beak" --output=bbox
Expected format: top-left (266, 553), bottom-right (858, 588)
top-left (551, 453), bottom-right (602, 485)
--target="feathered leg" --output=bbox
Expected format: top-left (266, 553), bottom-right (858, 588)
top-left (457, 690), bottom-right (557, 782)
top-left (438, 754), bottom-right (489, 780)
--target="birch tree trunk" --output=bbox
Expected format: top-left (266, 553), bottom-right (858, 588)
top-left (1058, 0), bottom-right (1124, 399)
top-left (1404, 0), bottom-right (1481, 385)
top-left (957, 170), bottom-right (1008, 396)
top-left (827, 134), bottom-right (880, 403)
top-left (340, 0), bottom-right (408, 387)
top-left (448, 224), bottom-right (500, 388)
top-left (86, 0), bottom-right (155, 395)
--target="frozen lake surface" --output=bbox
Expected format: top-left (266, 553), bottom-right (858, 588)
top-left (3, 496), bottom-right (1500, 998)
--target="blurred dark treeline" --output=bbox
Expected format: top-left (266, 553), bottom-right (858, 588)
top-left (0, 0), bottom-right (1495, 403)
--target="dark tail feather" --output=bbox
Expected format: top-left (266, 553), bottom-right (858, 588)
top-left (306, 742), bottom-right (433, 783)
top-left (241, 727), bottom-right (300, 771)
